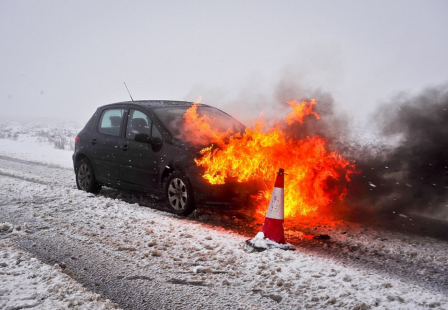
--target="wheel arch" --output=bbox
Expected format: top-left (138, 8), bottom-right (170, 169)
top-left (160, 162), bottom-right (188, 188)
top-left (74, 153), bottom-right (88, 169)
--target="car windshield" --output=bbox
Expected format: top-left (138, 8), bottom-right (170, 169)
top-left (152, 105), bottom-right (245, 139)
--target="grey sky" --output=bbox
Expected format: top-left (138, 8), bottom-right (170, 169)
top-left (1, 0), bottom-right (447, 123)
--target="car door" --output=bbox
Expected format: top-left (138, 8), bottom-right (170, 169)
top-left (89, 107), bottom-right (126, 181)
top-left (119, 108), bottom-right (163, 189)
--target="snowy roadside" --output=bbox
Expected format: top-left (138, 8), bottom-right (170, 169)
top-left (0, 122), bottom-right (448, 309)
top-left (0, 125), bottom-right (120, 309)
top-left (1, 164), bottom-right (447, 309)
top-left (0, 237), bottom-right (118, 310)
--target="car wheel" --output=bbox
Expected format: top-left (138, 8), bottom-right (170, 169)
top-left (164, 172), bottom-right (195, 216)
top-left (76, 158), bottom-right (101, 194)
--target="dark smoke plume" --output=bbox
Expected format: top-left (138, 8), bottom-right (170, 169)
top-left (346, 84), bottom-right (448, 219)
top-left (191, 68), bottom-right (352, 145)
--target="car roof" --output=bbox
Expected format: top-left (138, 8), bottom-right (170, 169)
top-left (101, 100), bottom-right (211, 109)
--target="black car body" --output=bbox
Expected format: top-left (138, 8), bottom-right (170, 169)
top-left (73, 100), bottom-right (257, 215)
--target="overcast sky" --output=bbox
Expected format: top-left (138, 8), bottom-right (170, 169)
top-left (1, 0), bottom-right (447, 123)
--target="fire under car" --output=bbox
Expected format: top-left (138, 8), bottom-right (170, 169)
top-left (73, 100), bottom-right (258, 215)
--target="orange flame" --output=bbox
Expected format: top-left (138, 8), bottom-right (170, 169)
top-left (179, 102), bottom-right (235, 147)
top-left (285, 99), bottom-right (320, 125)
top-left (183, 100), bottom-right (357, 217)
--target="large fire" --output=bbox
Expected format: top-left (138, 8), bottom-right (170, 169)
top-left (183, 100), bottom-right (357, 218)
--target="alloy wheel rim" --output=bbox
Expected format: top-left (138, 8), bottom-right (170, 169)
top-left (78, 164), bottom-right (91, 190)
top-left (168, 178), bottom-right (187, 210)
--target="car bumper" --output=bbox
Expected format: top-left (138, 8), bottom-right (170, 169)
top-left (187, 171), bottom-right (259, 206)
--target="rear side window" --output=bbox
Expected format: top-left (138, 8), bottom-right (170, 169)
top-left (98, 109), bottom-right (125, 136)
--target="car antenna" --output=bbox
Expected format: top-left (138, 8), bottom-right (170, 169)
top-left (124, 82), bottom-right (134, 101)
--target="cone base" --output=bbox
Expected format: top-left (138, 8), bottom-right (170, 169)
top-left (245, 237), bottom-right (296, 252)
top-left (262, 218), bottom-right (286, 244)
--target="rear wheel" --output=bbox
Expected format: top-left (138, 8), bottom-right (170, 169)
top-left (164, 172), bottom-right (195, 216)
top-left (76, 158), bottom-right (101, 194)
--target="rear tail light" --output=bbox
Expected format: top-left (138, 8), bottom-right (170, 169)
top-left (75, 136), bottom-right (80, 147)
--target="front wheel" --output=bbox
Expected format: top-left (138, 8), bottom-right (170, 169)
top-left (75, 158), bottom-right (101, 194)
top-left (164, 172), bottom-right (195, 216)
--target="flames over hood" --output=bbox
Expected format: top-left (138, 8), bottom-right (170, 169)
top-left (181, 99), bottom-right (358, 218)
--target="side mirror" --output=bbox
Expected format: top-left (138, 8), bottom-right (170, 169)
top-left (134, 133), bottom-right (151, 143)
top-left (151, 137), bottom-right (162, 145)
top-left (134, 133), bottom-right (163, 147)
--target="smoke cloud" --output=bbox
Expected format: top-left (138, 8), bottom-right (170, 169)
top-left (346, 84), bottom-right (448, 219)
top-left (193, 69), bottom-right (352, 146)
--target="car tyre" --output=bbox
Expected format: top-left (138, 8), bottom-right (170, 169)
top-left (164, 172), bottom-right (195, 216)
top-left (75, 158), bottom-right (101, 194)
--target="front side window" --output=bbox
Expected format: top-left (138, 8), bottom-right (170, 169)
top-left (151, 123), bottom-right (162, 143)
top-left (98, 108), bottom-right (125, 136)
top-left (152, 106), bottom-right (245, 138)
top-left (126, 109), bottom-right (152, 140)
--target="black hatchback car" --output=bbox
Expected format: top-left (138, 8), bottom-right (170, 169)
top-left (73, 100), bottom-right (257, 215)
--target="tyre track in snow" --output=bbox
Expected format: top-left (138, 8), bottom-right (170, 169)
top-left (0, 170), bottom-right (50, 185)
top-left (0, 156), bottom-right (73, 186)
top-left (14, 229), bottom-right (243, 310)
top-left (2, 203), bottom-right (267, 309)
top-left (0, 155), bottom-right (72, 170)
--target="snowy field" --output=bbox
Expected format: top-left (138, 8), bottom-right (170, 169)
top-left (1, 121), bottom-right (448, 309)
top-left (0, 120), bottom-right (82, 169)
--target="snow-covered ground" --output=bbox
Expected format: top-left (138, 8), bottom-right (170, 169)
top-left (0, 238), bottom-right (118, 310)
top-left (0, 120), bottom-right (81, 168)
top-left (1, 121), bottom-right (448, 309)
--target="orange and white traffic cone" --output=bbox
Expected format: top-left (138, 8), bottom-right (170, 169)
top-left (262, 168), bottom-right (286, 244)
top-left (246, 168), bottom-right (295, 251)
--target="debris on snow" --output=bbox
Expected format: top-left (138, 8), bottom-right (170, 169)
top-left (0, 222), bottom-right (13, 232)
top-left (313, 234), bottom-right (331, 240)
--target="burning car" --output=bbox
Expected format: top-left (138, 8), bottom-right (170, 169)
top-left (73, 100), bottom-right (257, 215)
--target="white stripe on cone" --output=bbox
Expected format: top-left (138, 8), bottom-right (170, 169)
top-left (265, 187), bottom-right (284, 220)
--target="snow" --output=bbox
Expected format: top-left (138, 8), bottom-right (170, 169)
top-left (0, 239), bottom-right (118, 310)
top-left (247, 232), bottom-right (295, 251)
top-left (0, 121), bottom-right (79, 169)
top-left (0, 137), bottom-right (73, 169)
top-left (1, 121), bottom-right (448, 309)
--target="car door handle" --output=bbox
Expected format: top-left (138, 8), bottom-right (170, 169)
top-left (90, 139), bottom-right (97, 145)
top-left (121, 145), bottom-right (129, 151)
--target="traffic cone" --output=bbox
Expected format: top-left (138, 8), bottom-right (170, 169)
top-left (246, 168), bottom-right (295, 251)
top-left (262, 168), bottom-right (286, 244)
